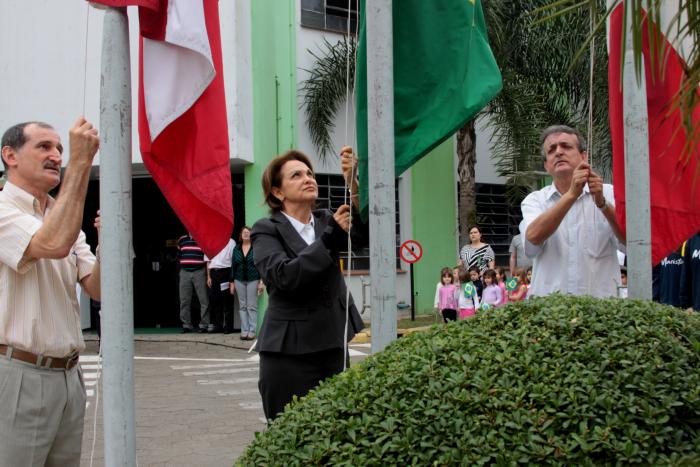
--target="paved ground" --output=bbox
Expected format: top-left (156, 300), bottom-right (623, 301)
top-left (79, 333), bottom-right (373, 466)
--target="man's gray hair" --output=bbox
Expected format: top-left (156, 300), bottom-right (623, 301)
top-left (539, 125), bottom-right (587, 159)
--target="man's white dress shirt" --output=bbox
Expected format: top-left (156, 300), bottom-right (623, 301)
top-left (520, 183), bottom-right (623, 298)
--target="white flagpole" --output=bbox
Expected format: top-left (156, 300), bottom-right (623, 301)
top-left (97, 5), bottom-right (137, 465)
top-left (366, 0), bottom-right (397, 352)
top-left (622, 5), bottom-right (652, 299)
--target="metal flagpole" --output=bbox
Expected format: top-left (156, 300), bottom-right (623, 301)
top-left (366, 0), bottom-right (397, 353)
top-left (622, 6), bottom-right (652, 299)
top-left (98, 5), bottom-right (137, 465)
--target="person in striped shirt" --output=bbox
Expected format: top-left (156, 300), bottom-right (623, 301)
top-left (177, 233), bottom-right (210, 332)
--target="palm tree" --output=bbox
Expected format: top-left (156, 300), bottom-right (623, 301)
top-left (540, 0), bottom-right (700, 166)
top-left (299, 1), bottom-right (611, 246)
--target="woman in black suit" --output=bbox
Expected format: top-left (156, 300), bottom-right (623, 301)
top-left (251, 146), bottom-right (367, 421)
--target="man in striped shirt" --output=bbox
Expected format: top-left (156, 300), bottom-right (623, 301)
top-left (0, 118), bottom-right (101, 465)
top-left (178, 233), bottom-right (211, 332)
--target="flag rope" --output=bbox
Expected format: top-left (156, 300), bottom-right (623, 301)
top-left (586, 5), bottom-right (598, 293)
top-left (342, 0), bottom-right (359, 371)
top-left (82, 4), bottom-right (91, 117)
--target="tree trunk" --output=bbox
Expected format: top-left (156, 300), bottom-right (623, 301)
top-left (457, 119), bottom-right (477, 249)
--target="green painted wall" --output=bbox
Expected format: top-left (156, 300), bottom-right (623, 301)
top-left (409, 139), bottom-right (458, 315)
top-left (247, 1), bottom-right (298, 329)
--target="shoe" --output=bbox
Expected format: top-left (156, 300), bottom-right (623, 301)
top-left (223, 330), bottom-right (232, 335)
top-left (240, 333), bottom-right (249, 340)
top-left (248, 334), bottom-right (256, 341)
top-left (197, 328), bottom-right (207, 333)
top-left (181, 328), bottom-right (192, 334)
top-left (207, 327), bottom-right (222, 334)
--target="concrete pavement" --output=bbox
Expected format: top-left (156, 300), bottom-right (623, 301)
top-left (79, 334), bottom-right (373, 466)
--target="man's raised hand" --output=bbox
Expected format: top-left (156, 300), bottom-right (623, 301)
top-left (69, 116), bottom-right (99, 166)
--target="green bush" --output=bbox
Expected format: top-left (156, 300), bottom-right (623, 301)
top-left (237, 296), bottom-right (700, 465)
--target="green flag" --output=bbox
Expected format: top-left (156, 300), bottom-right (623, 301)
top-left (355, 0), bottom-right (502, 220)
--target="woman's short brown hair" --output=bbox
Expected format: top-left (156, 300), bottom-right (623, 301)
top-left (238, 225), bottom-right (251, 242)
top-left (261, 150), bottom-right (315, 212)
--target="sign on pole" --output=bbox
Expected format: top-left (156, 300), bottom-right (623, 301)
top-left (400, 240), bottom-right (423, 320)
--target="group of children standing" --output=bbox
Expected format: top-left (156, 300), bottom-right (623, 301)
top-left (434, 265), bottom-right (532, 323)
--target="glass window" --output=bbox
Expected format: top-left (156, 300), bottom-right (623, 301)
top-left (301, 0), bottom-right (359, 34)
top-left (315, 173), bottom-right (400, 270)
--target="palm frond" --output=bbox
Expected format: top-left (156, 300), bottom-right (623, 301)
top-left (299, 36), bottom-right (356, 162)
top-left (539, 0), bottom-right (700, 173)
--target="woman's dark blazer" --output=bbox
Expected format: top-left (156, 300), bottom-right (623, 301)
top-left (251, 208), bottom-right (368, 355)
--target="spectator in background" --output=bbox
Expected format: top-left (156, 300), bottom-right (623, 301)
top-left (520, 125), bottom-right (625, 297)
top-left (435, 266), bottom-right (457, 322)
top-left (652, 248), bottom-right (684, 307)
top-left (456, 268), bottom-right (480, 319)
top-left (468, 265), bottom-right (484, 299)
top-left (459, 225), bottom-right (495, 274)
top-left (178, 233), bottom-right (210, 333)
top-left (509, 233), bottom-right (532, 275)
top-left (680, 231), bottom-right (700, 311)
top-left (230, 226), bottom-right (263, 340)
top-left (508, 268), bottom-right (529, 302)
top-left (206, 237), bottom-right (235, 333)
top-left (496, 267), bottom-right (508, 305)
top-left (481, 269), bottom-right (503, 308)
top-left (618, 267), bottom-right (628, 298)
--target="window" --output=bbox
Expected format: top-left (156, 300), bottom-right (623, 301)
top-left (301, 0), bottom-right (359, 34)
top-left (315, 173), bottom-right (400, 270)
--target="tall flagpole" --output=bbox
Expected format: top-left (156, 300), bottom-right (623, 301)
top-left (622, 6), bottom-right (652, 299)
top-left (98, 5), bottom-right (137, 466)
top-left (366, 0), bottom-right (397, 353)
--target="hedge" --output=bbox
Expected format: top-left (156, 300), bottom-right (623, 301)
top-left (237, 295), bottom-right (700, 465)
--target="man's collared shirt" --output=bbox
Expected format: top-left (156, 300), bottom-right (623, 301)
top-left (520, 183), bottom-right (623, 298)
top-left (0, 182), bottom-right (95, 357)
top-left (281, 211), bottom-right (315, 245)
top-left (208, 238), bottom-right (235, 270)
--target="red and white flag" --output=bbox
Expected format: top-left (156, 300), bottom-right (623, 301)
top-left (608, 1), bottom-right (700, 265)
top-left (90, 0), bottom-right (233, 257)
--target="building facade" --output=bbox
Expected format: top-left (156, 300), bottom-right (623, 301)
top-left (1, 0), bottom-right (514, 327)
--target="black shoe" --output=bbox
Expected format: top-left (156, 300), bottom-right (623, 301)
top-left (197, 328), bottom-right (207, 333)
top-left (181, 328), bottom-right (192, 334)
top-left (223, 330), bottom-right (232, 335)
top-left (207, 327), bottom-right (222, 334)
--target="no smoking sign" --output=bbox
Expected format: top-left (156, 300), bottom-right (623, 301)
top-left (400, 240), bottom-right (423, 264)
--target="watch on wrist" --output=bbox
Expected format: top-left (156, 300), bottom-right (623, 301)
top-left (596, 197), bottom-right (608, 210)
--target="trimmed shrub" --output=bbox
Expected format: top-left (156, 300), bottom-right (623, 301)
top-left (237, 295), bottom-right (700, 465)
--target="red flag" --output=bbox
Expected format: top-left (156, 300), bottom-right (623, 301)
top-left (90, 0), bottom-right (232, 257)
top-left (608, 3), bottom-right (700, 266)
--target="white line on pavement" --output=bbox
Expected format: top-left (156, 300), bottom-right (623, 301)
top-left (85, 380), bottom-right (97, 387)
top-left (351, 343), bottom-right (372, 348)
top-left (238, 401), bottom-right (263, 410)
top-left (80, 364), bottom-right (102, 370)
top-left (136, 356), bottom-right (256, 362)
top-left (348, 349), bottom-right (366, 356)
top-left (80, 355), bottom-right (101, 363)
top-left (216, 388), bottom-right (260, 396)
top-left (170, 361), bottom-right (256, 370)
top-left (196, 377), bottom-right (258, 386)
top-left (183, 367), bottom-right (259, 377)
top-left (86, 389), bottom-right (94, 397)
top-left (82, 372), bottom-right (99, 379)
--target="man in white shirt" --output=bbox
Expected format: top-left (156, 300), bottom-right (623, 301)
top-left (206, 237), bottom-right (235, 333)
top-left (0, 118), bottom-right (101, 465)
top-left (520, 125), bottom-right (625, 297)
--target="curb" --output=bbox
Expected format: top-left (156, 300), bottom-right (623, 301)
top-left (350, 326), bottom-right (430, 344)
